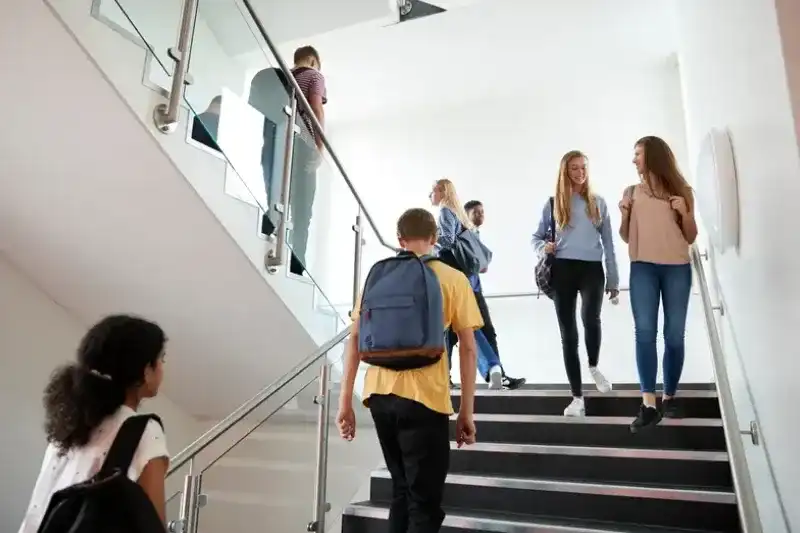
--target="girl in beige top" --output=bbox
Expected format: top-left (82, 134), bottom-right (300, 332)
top-left (619, 136), bottom-right (698, 434)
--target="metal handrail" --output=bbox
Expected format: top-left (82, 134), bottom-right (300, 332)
top-left (482, 288), bottom-right (631, 300)
top-left (167, 328), bottom-right (350, 476)
top-left (239, 0), bottom-right (397, 255)
top-left (690, 246), bottom-right (761, 532)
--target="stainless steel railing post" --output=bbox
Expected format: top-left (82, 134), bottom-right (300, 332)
top-left (266, 96), bottom-right (298, 270)
top-left (172, 459), bottom-right (202, 533)
top-left (168, 330), bottom-right (349, 476)
top-left (307, 364), bottom-right (331, 532)
top-left (352, 209), bottom-right (364, 309)
top-left (152, 0), bottom-right (198, 134)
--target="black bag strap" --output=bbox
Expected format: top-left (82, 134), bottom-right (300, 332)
top-left (548, 196), bottom-right (556, 242)
top-left (99, 414), bottom-right (163, 476)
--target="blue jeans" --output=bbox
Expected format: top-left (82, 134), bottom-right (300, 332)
top-left (629, 262), bottom-right (692, 396)
top-left (446, 329), bottom-right (502, 382)
top-left (475, 329), bottom-right (502, 381)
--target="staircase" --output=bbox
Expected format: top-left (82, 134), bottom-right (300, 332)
top-left (342, 384), bottom-right (740, 532)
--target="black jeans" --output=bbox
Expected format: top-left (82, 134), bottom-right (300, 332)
top-left (552, 259), bottom-right (605, 397)
top-left (369, 394), bottom-right (450, 533)
top-left (446, 290), bottom-right (503, 379)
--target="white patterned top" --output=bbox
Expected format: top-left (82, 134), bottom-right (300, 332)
top-left (18, 405), bottom-right (168, 533)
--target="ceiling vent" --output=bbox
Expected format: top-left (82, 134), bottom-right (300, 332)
top-left (390, 0), bottom-right (447, 24)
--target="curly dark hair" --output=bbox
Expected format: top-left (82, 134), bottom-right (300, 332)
top-left (44, 314), bottom-right (166, 453)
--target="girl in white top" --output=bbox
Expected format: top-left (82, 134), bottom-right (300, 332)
top-left (19, 315), bottom-right (170, 533)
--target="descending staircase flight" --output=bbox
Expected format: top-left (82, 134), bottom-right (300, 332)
top-left (342, 384), bottom-right (740, 533)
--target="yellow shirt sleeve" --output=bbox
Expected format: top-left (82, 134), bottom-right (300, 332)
top-left (448, 272), bottom-right (484, 332)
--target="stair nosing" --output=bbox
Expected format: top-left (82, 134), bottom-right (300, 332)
top-left (452, 389), bottom-right (717, 399)
top-left (344, 501), bottom-right (709, 532)
top-left (370, 469), bottom-right (736, 504)
top-left (448, 442), bottom-right (729, 462)
top-left (466, 413), bottom-right (723, 427)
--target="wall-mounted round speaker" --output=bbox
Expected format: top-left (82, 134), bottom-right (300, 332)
top-left (695, 128), bottom-right (740, 252)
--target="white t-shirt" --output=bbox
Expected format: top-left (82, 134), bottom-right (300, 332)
top-left (18, 406), bottom-right (169, 533)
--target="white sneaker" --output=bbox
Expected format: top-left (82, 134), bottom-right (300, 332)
top-left (488, 366), bottom-right (502, 390)
top-left (590, 367), bottom-right (612, 394)
top-left (564, 397), bottom-right (585, 417)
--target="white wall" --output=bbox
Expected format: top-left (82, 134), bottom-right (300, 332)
top-left (318, 60), bottom-right (690, 305)
top-left (448, 292), bottom-right (713, 388)
top-left (675, 0), bottom-right (799, 530)
top-left (307, 58), bottom-right (716, 389)
top-left (0, 254), bottom-right (202, 531)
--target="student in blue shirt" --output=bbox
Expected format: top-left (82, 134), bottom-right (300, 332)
top-left (532, 151), bottom-right (620, 416)
top-left (431, 179), bottom-right (526, 390)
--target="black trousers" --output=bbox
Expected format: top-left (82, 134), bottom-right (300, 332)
top-left (369, 394), bottom-right (450, 533)
top-left (552, 259), bottom-right (605, 397)
top-left (446, 290), bottom-right (503, 379)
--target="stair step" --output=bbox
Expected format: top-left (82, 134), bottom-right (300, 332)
top-left (452, 389), bottom-right (721, 418)
top-left (455, 414), bottom-right (726, 451)
top-left (448, 442), bottom-right (732, 489)
top-left (368, 471), bottom-right (739, 531)
top-left (450, 383), bottom-right (717, 391)
top-left (343, 501), bottom-right (730, 533)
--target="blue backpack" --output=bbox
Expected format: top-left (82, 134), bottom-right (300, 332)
top-left (358, 252), bottom-right (445, 370)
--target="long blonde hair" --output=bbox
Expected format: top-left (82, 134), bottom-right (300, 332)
top-left (635, 136), bottom-right (693, 207)
top-left (435, 178), bottom-right (473, 229)
top-left (554, 150), bottom-right (600, 229)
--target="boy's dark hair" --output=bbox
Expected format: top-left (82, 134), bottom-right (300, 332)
top-left (464, 200), bottom-right (482, 211)
top-left (294, 45), bottom-right (320, 65)
top-left (44, 315), bottom-right (166, 454)
top-left (397, 208), bottom-right (438, 240)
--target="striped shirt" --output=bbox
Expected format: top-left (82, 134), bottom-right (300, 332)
top-left (292, 67), bottom-right (327, 146)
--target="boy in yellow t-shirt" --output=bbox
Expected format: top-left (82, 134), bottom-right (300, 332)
top-left (336, 207), bottom-right (483, 532)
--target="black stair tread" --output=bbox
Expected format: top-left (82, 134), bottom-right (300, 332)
top-left (447, 441), bottom-right (729, 459)
top-left (345, 500), bottom-right (729, 533)
top-left (465, 413), bottom-right (722, 425)
top-left (371, 468), bottom-right (736, 500)
top-left (450, 382), bottom-right (716, 392)
top-left (452, 388), bottom-right (718, 398)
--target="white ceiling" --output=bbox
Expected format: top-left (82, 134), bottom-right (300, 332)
top-left (275, 0), bottom-right (680, 123)
top-left (201, 0), bottom-right (391, 57)
top-left (201, 0), bottom-right (489, 58)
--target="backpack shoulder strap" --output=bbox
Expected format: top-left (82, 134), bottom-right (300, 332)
top-left (99, 414), bottom-right (163, 475)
